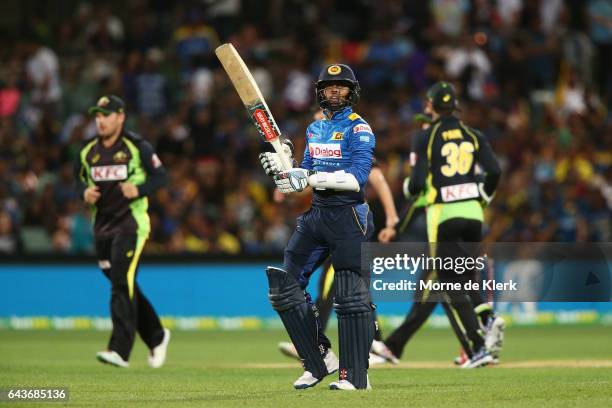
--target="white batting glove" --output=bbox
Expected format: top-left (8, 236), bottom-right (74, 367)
top-left (258, 139), bottom-right (294, 176)
top-left (273, 168), bottom-right (313, 193)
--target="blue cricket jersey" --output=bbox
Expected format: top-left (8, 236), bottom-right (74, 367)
top-left (301, 106), bottom-right (375, 206)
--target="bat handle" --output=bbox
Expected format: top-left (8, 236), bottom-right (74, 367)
top-left (270, 138), bottom-right (293, 171)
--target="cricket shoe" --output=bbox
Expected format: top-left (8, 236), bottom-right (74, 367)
top-left (293, 349), bottom-right (339, 389)
top-left (329, 375), bottom-right (371, 391)
top-left (96, 350), bottom-right (129, 368)
top-left (485, 315), bottom-right (505, 356)
top-left (370, 340), bottom-right (400, 365)
top-left (460, 347), bottom-right (493, 369)
top-left (368, 353), bottom-right (387, 366)
top-left (148, 328), bottom-right (171, 368)
top-left (278, 341), bottom-right (300, 361)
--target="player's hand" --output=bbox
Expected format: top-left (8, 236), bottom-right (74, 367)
top-left (478, 182), bottom-right (494, 208)
top-left (83, 186), bottom-right (101, 204)
top-left (274, 168), bottom-right (312, 193)
top-left (378, 227), bottom-right (396, 243)
top-left (119, 182), bottom-right (139, 199)
top-left (259, 139), bottom-right (294, 176)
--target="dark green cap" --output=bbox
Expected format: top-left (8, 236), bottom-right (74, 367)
top-left (426, 81), bottom-right (459, 112)
top-left (88, 95), bottom-right (125, 115)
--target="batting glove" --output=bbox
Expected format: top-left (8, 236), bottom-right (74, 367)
top-left (258, 139), bottom-right (294, 176)
top-left (274, 168), bottom-right (313, 193)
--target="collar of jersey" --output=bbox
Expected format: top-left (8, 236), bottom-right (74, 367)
top-left (325, 106), bottom-right (353, 121)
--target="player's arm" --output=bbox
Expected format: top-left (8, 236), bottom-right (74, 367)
top-left (368, 167), bottom-right (399, 228)
top-left (475, 132), bottom-right (501, 205)
top-left (368, 166), bottom-right (399, 242)
top-left (135, 141), bottom-right (168, 197)
top-left (119, 140), bottom-right (167, 199)
top-left (74, 154), bottom-right (87, 200)
top-left (407, 131), bottom-right (428, 196)
top-left (74, 147), bottom-right (100, 204)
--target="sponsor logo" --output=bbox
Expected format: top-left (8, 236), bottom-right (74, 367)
top-left (353, 123), bottom-right (373, 134)
top-left (308, 132), bottom-right (318, 139)
top-left (90, 164), bottom-right (128, 182)
top-left (331, 132), bottom-right (344, 140)
top-left (151, 153), bottom-right (162, 168)
top-left (359, 135), bottom-right (370, 142)
top-left (113, 150), bottom-right (128, 163)
top-left (441, 182), bottom-right (479, 202)
top-left (327, 65), bottom-right (341, 75)
top-left (91, 153), bottom-right (100, 164)
top-left (253, 109), bottom-right (277, 142)
top-left (309, 143), bottom-right (342, 159)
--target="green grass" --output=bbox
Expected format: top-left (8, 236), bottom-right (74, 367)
top-left (1, 326), bottom-right (611, 407)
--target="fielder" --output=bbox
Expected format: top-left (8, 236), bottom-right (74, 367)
top-left (403, 81), bottom-right (502, 368)
top-left (75, 95), bottom-right (170, 368)
top-left (373, 106), bottom-right (505, 365)
top-left (260, 64), bottom-right (375, 390)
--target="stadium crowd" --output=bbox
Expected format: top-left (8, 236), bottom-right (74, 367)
top-left (0, 0), bottom-right (610, 255)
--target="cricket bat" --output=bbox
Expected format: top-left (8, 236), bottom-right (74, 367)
top-left (215, 43), bottom-right (293, 171)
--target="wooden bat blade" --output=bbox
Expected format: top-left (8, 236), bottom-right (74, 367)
top-left (216, 43), bottom-right (293, 171)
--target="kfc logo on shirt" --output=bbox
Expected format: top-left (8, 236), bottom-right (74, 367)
top-left (309, 143), bottom-right (342, 159)
top-left (91, 165), bottom-right (128, 182)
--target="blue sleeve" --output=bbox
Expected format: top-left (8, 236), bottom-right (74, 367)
top-left (345, 121), bottom-right (375, 185)
top-left (300, 125), bottom-right (314, 170)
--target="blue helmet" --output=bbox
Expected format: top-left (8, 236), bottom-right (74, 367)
top-left (315, 64), bottom-right (360, 111)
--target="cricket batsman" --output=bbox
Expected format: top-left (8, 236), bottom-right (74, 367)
top-left (74, 95), bottom-right (170, 368)
top-left (260, 64), bottom-right (375, 390)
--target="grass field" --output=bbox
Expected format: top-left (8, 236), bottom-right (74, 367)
top-left (1, 325), bottom-right (611, 407)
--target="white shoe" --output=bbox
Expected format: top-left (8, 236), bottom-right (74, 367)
top-left (329, 375), bottom-right (371, 390)
top-left (460, 347), bottom-right (493, 369)
top-left (293, 349), bottom-right (338, 389)
top-left (96, 350), bottom-right (129, 368)
top-left (148, 328), bottom-right (171, 368)
top-left (370, 340), bottom-right (400, 365)
top-left (278, 341), bottom-right (300, 361)
top-left (294, 371), bottom-right (321, 389)
top-left (485, 316), bottom-right (505, 355)
top-left (369, 353), bottom-right (387, 366)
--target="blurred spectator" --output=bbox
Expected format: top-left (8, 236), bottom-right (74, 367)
top-left (0, 0), bottom-right (609, 255)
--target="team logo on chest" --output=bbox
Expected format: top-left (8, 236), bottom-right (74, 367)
top-left (91, 165), bottom-right (128, 182)
top-left (330, 132), bottom-right (344, 141)
top-left (113, 150), bottom-right (128, 163)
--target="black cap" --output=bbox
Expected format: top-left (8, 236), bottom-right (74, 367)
top-left (88, 95), bottom-right (125, 115)
top-left (426, 81), bottom-right (459, 112)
